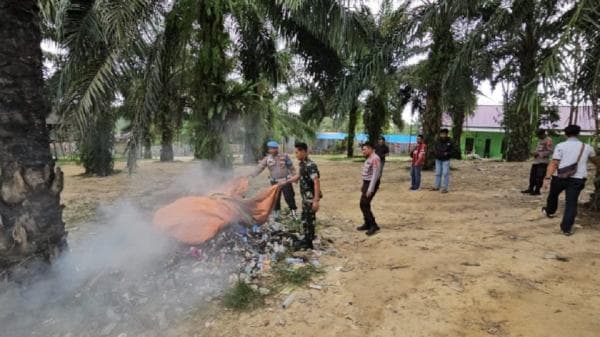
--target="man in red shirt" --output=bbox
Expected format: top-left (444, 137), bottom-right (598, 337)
top-left (410, 135), bottom-right (426, 190)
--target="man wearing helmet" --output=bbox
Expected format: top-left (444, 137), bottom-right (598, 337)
top-left (250, 140), bottom-right (298, 220)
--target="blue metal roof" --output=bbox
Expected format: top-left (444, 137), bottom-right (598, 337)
top-left (317, 132), bottom-right (347, 140)
top-left (317, 132), bottom-right (417, 144)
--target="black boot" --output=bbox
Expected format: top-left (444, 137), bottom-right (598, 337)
top-left (293, 238), bottom-right (314, 250)
top-left (356, 224), bottom-right (370, 231)
top-left (294, 225), bottom-right (314, 250)
top-left (366, 225), bottom-right (380, 236)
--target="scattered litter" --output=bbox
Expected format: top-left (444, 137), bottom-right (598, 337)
top-left (309, 283), bottom-right (323, 290)
top-left (543, 253), bottom-right (569, 262)
top-left (282, 293), bottom-right (296, 309)
top-left (285, 257), bottom-right (305, 265)
top-left (335, 265), bottom-right (354, 272)
top-left (389, 265), bottom-right (410, 270)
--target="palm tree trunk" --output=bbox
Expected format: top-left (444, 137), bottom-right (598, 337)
top-left (157, 99), bottom-right (174, 162)
top-left (346, 104), bottom-right (358, 158)
top-left (363, 94), bottom-right (387, 143)
top-left (79, 115), bottom-right (114, 176)
top-left (450, 106), bottom-right (466, 159)
top-left (0, 0), bottom-right (66, 271)
top-left (194, 119), bottom-right (231, 167)
top-left (191, 2), bottom-right (232, 168)
top-left (243, 112), bottom-right (262, 164)
top-left (159, 120), bottom-right (174, 162)
top-left (590, 99), bottom-right (600, 211)
top-left (422, 85), bottom-right (442, 170)
top-left (143, 129), bottom-right (152, 159)
top-left (505, 7), bottom-right (537, 162)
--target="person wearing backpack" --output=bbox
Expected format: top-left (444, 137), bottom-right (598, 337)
top-left (542, 125), bottom-right (597, 236)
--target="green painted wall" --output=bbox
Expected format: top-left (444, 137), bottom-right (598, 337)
top-left (459, 131), bottom-right (505, 158)
top-left (455, 131), bottom-right (594, 159)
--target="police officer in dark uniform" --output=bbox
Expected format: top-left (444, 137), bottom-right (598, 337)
top-left (279, 142), bottom-right (320, 250)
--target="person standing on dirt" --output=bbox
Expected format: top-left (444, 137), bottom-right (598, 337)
top-left (410, 135), bottom-right (427, 191)
top-left (521, 129), bottom-right (553, 195)
top-left (431, 129), bottom-right (453, 193)
top-left (279, 142), bottom-right (321, 250)
top-left (375, 136), bottom-right (390, 174)
top-left (251, 140), bottom-right (298, 221)
top-left (356, 142), bottom-right (382, 236)
top-left (542, 125), bottom-right (597, 236)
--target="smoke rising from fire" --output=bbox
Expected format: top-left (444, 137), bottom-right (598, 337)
top-left (0, 162), bottom-right (250, 337)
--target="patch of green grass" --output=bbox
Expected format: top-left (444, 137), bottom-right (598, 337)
top-left (222, 281), bottom-right (264, 311)
top-left (279, 214), bottom-right (303, 233)
top-left (274, 262), bottom-right (321, 286)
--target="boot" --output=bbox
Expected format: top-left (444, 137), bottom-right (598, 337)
top-left (293, 238), bottom-right (314, 250)
top-left (291, 209), bottom-right (298, 221)
top-left (356, 224), bottom-right (370, 231)
top-left (273, 210), bottom-right (280, 221)
top-left (366, 225), bottom-right (380, 236)
top-left (294, 226), bottom-right (314, 250)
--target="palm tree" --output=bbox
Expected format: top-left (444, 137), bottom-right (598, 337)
top-left (401, 0), bottom-right (487, 166)
top-left (474, 0), bottom-right (564, 161)
top-left (556, 0), bottom-right (600, 210)
top-left (325, 1), bottom-right (411, 156)
top-left (48, 0), bottom-right (161, 175)
top-left (0, 0), bottom-right (66, 271)
top-left (531, 0), bottom-right (600, 209)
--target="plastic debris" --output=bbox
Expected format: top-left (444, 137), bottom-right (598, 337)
top-left (282, 293), bottom-right (296, 309)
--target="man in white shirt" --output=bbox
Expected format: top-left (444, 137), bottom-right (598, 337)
top-left (542, 125), bottom-right (597, 235)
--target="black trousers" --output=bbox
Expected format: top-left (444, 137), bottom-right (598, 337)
top-left (527, 163), bottom-right (548, 193)
top-left (272, 182), bottom-right (297, 211)
top-left (545, 177), bottom-right (586, 233)
top-left (360, 180), bottom-right (380, 229)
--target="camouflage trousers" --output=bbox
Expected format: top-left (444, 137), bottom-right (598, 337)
top-left (301, 201), bottom-right (316, 240)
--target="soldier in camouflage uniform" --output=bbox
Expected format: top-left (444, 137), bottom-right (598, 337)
top-left (279, 142), bottom-right (320, 250)
top-left (251, 140), bottom-right (298, 220)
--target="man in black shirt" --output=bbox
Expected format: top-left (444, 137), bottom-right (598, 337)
top-left (431, 129), bottom-right (453, 193)
top-left (374, 136), bottom-right (390, 175)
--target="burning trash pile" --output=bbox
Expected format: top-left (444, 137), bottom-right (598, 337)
top-left (152, 176), bottom-right (327, 280)
top-left (0, 177), bottom-right (328, 337)
top-left (152, 175), bottom-right (327, 287)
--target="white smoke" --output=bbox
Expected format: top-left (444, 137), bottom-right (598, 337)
top-left (0, 162), bottom-right (249, 337)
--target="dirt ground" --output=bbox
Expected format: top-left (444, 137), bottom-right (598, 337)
top-left (60, 157), bottom-right (600, 337)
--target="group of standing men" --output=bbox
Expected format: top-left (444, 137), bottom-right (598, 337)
top-left (250, 124), bottom-right (597, 250)
top-left (355, 129), bottom-right (455, 237)
top-left (248, 129), bottom-right (457, 248)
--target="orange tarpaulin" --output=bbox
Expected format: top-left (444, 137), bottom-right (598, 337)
top-left (152, 177), bottom-right (279, 245)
